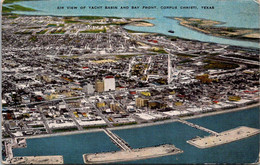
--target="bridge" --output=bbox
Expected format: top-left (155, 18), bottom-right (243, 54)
top-left (103, 129), bottom-right (132, 151)
top-left (177, 119), bottom-right (219, 136)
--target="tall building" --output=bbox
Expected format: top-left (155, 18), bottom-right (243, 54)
top-left (83, 84), bottom-right (94, 95)
top-left (136, 98), bottom-right (149, 108)
top-left (103, 76), bottom-right (115, 91)
top-left (109, 102), bottom-right (119, 111)
top-left (95, 80), bottom-right (104, 93)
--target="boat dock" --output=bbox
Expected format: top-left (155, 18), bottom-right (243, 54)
top-left (103, 128), bottom-right (131, 151)
top-left (187, 126), bottom-right (260, 149)
top-left (177, 119), bottom-right (219, 136)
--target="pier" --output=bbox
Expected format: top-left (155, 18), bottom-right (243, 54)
top-left (83, 128), bottom-right (183, 164)
top-left (187, 126), bottom-right (260, 149)
top-left (177, 119), bottom-right (219, 136)
top-left (4, 138), bottom-right (27, 163)
top-left (103, 128), bottom-right (131, 151)
top-left (5, 142), bottom-right (14, 162)
top-left (83, 144), bottom-right (183, 164)
top-left (9, 156), bottom-right (64, 164)
top-left (3, 138), bottom-right (64, 164)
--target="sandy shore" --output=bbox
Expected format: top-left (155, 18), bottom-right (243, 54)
top-left (174, 17), bottom-right (219, 34)
top-left (19, 102), bottom-right (259, 140)
top-left (128, 17), bottom-right (155, 27)
top-left (128, 22), bottom-right (154, 27)
top-left (130, 17), bottom-right (155, 21)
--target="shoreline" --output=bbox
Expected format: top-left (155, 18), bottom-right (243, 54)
top-left (18, 102), bottom-right (259, 140)
top-left (128, 22), bottom-right (154, 27)
top-left (122, 25), bottom-right (260, 50)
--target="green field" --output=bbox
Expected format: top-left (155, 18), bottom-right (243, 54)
top-left (180, 59), bottom-right (193, 64)
top-left (2, 6), bottom-right (14, 13)
top-left (47, 24), bottom-right (57, 27)
top-left (64, 20), bottom-right (81, 24)
top-left (176, 53), bottom-right (197, 58)
top-left (80, 28), bottom-right (106, 33)
top-left (10, 4), bottom-right (36, 11)
top-left (150, 48), bottom-right (168, 54)
top-left (3, 0), bottom-right (35, 4)
top-left (36, 30), bottom-right (48, 34)
top-left (50, 29), bottom-right (66, 34)
top-left (113, 122), bottom-right (137, 127)
top-left (52, 127), bottom-right (78, 133)
top-left (15, 31), bottom-right (33, 34)
top-left (32, 125), bottom-right (44, 128)
top-left (83, 125), bottom-right (108, 129)
top-left (2, 4), bottom-right (36, 14)
top-left (203, 60), bottom-right (239, 70)
top-left (92, 22), bottom-right (128, 26)
top-left (79, 16), bottom-right (104, 20)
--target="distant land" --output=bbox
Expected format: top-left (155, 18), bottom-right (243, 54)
top-left (3, 0), bottom-right (37, 4)
top-left (171, 17), bottom-right (260, 42)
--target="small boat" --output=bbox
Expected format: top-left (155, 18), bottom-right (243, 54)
top-left (168, 30), bottom-right (175, 33)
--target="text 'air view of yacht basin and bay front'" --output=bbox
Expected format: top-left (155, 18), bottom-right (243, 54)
top-left (1, 0), bottom-right (260, 164)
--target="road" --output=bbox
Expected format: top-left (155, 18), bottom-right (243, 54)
top-left (85, 97), bottom-right (113, 127)
top-left (62, 99), bottom-right (83, 131)
top-left (37, 106), bottom-right (52, 134)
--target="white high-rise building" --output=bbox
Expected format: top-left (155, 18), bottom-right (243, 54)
top-left (83, 84), bottom-right (95, 95)
top-left (103, 76), bottom-right (115, 91)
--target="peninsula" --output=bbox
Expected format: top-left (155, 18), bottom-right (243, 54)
top-left (172, 17), bottom-right (260, 42)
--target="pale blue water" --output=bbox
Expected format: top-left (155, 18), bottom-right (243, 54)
top-left (6, 0), bottom-right (260, 48)
top-left (13, 107), bottom-right (259, 164)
